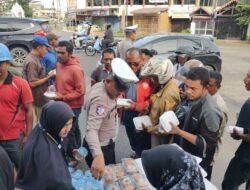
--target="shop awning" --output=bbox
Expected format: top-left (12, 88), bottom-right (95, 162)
top-left (131, 8), bottom-right (168, 15)
top-left (171, 12), bottom-right (190, 19)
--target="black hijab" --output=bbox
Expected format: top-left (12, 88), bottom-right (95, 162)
top-left (16, 101), bottom-right (75, 190)
top-left (0, 146), bottom-right (14, 190)
top-left (141, 144), bottom-right (205, 190)
top-left (40, 101), bottom-right (75, 143)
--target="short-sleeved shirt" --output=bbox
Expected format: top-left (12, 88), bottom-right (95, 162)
top-left (41, 49), bottom-right (58, 85)
top-left (90, 65), bottom-right (110, 83)
top-left (117, 38), bottom-right (133, 60)
top-left (85, 82), bottom-right (117, 157)
top-left (0, 73), bottom-right (33, 140)
top-left (235, 99), bottom-right (250, 162)
top-left (23, 53), bottom-right (48, 107)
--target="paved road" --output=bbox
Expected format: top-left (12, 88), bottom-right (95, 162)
top-left (58, 31), bottom-right (250, 189)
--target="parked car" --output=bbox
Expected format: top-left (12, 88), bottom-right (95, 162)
top-left (0, 17), bottom-right (50, 69)
top-left (134, 33), bottom-right (222, 71)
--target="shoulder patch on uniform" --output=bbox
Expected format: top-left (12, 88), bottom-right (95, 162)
top-left (96, 105), bottom-right (105, 115)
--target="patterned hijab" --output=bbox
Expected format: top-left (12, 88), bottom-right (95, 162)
top-left (141, 144), bottom-right (205, 190)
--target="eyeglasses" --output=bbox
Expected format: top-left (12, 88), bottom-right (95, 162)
top-left (128, 62), bottom-right (140, 67)
top-left (103, 58), bottom-right (113, 62)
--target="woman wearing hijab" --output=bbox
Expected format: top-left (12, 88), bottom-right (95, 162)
top-left (0, 146), bottom-right (15, 190)
top-left (15, 101), bottom-right (75, 190)
top-left (141, 144), bottom-right (205, 190)
top-left (140, 58), bottom-right (181, 147)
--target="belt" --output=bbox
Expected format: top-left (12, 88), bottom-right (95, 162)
top-left (100, 137), bottom-right (116, 147)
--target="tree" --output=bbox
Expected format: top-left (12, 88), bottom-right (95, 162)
top-left (0, 0), bottom-right (14, 15)
top-left (17, 0), bottom-right (33, 17)
top-left (236, 0), bottom-right (250, 25)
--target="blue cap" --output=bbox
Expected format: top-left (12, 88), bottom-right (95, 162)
top-left (32, 36), bottom-right (51, 48)
top-left (0, 43), bottom-right (12, 63)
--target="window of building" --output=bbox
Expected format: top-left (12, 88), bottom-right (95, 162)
top-left (184, 0), bottom-right (195, 4)
top-left (200, 0), bottom-right (213, 6)
top-left (94, 0), bottom-right (101, 6)
top-left (194, 20), bottom-right (214, 35)
top-left (112, 0), bottom-right (119, 5)
top-left (174, 0), bottom-right (182, 4)
top-left (88, 0), bottom-right (91, 6)
top-left (134, 0), bottom-right (143, 5)
top-left (104, 0), bottom-right (109, 5)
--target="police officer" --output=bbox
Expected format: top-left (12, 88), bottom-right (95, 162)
top-left (117, 25), bottom-right (138, 60)
top-left (83, 58), bottom-right (138, 179)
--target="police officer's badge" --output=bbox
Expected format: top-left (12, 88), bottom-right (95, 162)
top-left (96, 105), bottom-right (105, 115)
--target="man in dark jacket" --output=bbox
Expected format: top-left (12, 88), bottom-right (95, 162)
top-left (222, 68), bottom-right (250, 190)
top-left (170, 67), bottom-right (222, 180)
top-left (102, 24), bottom-right (114, 49)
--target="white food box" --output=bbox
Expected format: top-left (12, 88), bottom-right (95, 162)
top-left (116, 98), bottom-right (132, 107)
top-left (133, 116), bottom-right (152, 131)
top-left (44, 91), bottom-right (56, 99)
top-left (228, 125), bottom-right (244, 135)
top-left (159, 111), bottom-right (179, 133)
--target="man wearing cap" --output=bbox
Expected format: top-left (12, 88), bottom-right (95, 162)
top-left (117, 25), bottom-right (137, 60)
top-left (173, 45), bottom-right (194, 76)
top-left (83, 58), bottom-right (138, 179)
top-left (23, 36), bottom-right (56, 122)
top-left (41, 32), bottom-right (59, 85)
top-left (0, 43), bottom-right (33, 170)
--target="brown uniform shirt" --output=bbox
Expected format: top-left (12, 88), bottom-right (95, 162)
top-left (23, 53), bottom-right (48, 107)
top-left (85, 82), bottom-right (117, 157)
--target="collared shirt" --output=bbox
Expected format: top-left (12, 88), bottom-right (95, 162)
top-left (23, 53), bottom-right (48, 107)
top-left (117, 38), bottom-right (133, 60)
top-left (212, 92), bottom-right (229, 137)
top-left (90, 65), bottom-right (111, 83)
top-left (0, 72), bottom-right (33, 140)
top-left (85, 82), bottom-right (117, 157)
top-left (148, 79), bottom-right (180, 134)
top-left (41, 49), bottom-right (58, 85)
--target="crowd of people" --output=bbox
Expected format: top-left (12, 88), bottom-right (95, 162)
top-left (0, 24), bottom-right (250, 190)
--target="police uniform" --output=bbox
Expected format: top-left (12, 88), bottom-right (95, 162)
top-left (83, 58), bottom-right (138, 166)
top-left (117, 25), bottom-right (137, 60)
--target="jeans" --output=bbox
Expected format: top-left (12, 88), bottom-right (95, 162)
top-left (222, 155), bottom-right (250, 190)
top-left (0, 139), bottom-right (21, 169)
top-left (67, 108), bottom-right (82, 157)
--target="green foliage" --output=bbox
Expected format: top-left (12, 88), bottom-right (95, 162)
top-left (17, 0), bottom-right (33, 17)
top-left (181, 28), bottom-right (191, 34)
top-left (236, 0), bottom-right (250, 25)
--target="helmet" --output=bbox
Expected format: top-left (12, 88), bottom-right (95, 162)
top-left (0, 43), bottom-right (12, 62)
top-left (175, 46), bottom-right (194, 58)
top-left (140, 58), bottom-right (174, 84)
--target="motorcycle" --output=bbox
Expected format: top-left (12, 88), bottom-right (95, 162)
top-left (70, 30), bottom-right (95, 50)
top-left (85, 36), bottom-right (120, 56)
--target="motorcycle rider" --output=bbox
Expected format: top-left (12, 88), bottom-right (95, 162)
top-left (102, 23), bottom-right (114, 49)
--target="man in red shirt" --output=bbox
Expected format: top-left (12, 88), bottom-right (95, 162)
top-left (55, 41), bottom-right (86, 160)
top-left (0, 43), bottom-right (33, 170)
